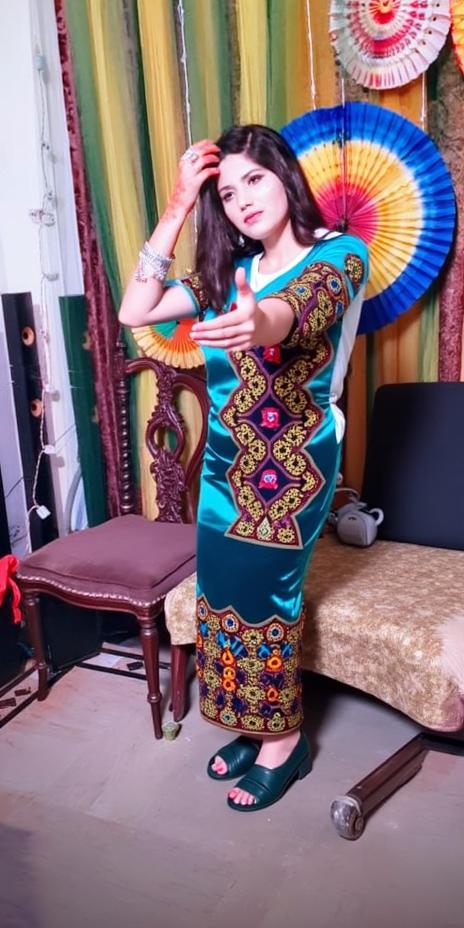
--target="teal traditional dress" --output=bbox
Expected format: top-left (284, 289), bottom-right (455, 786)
top-left (170, 232), bottom-right (369, 735)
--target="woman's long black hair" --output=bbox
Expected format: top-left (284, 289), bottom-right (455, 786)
top-left (196, 124), bottom-right (324, 312)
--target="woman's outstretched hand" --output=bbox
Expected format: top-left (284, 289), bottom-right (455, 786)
top-left (191, 267), bottom-right (265, 351)
top-left (168, 140), bottom-right (220, 216)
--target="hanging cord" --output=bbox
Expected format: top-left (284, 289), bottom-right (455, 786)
top-left (25, 52), bottom-right (59, 540)
top-left (420, 70), bottom-right (427, 130)
top-left (176, 0), bottom-right (197, 240)
top-left (305, 0), bottom-right (317, 110)
top-left (339, 70), bottom-right (348, 231)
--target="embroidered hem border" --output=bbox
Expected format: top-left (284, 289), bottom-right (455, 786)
top-left (196, 595), bottom-right (304, 735)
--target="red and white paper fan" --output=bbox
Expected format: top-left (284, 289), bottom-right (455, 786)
top-left (451, 0), bottom-right (464, 74)
top-left (329, 0), bottom-right (451, 90)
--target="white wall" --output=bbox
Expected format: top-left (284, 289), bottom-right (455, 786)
top-left (0, 0), bottom-right (87, 551)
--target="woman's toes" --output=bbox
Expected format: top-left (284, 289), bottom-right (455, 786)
top-left (213, 755), bottom-right (227, 775)
top-left (227, 788), bottom-right (256, 805)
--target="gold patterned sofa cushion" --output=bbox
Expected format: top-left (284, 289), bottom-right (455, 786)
top-left (164, 571), bottom-right (198, 645)
top-left (164, 533), bottom-right (464, 731)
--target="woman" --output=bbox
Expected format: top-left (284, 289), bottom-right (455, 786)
top-left (119, 125), bottom-right (368, 811)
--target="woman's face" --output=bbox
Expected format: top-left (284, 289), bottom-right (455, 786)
top-left (217, 152), bottom-right (290, 243)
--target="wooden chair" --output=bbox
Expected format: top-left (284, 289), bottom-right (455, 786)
top-left (17, 333), bottom-right (208, 739)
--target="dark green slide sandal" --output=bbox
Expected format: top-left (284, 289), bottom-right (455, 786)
top-left (227, 732), bottom-right (312, 811)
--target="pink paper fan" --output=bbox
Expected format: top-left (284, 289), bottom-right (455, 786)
top-left (330, 0), bottom-right (451, 90)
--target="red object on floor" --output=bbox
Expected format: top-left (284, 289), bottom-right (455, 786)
top-left (0, 555), bottom-right (22, 624)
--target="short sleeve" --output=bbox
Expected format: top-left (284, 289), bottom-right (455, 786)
top-left (267, 239), bottom-right (368, 349)
top-left (164, 271), bottom-right (210, 320)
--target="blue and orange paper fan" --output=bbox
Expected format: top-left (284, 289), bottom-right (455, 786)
top-left (131, 317), bottom-right (204, 368)
top-left (282, 102), bottom-right (456, 334)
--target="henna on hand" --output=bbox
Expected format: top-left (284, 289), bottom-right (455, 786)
top-left (167, 140), bottom-right (221, 216)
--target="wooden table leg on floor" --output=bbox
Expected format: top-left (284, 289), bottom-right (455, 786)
top-left (330, 734), bottom-right (428, 840)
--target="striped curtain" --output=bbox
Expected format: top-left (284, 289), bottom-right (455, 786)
top-left (58, 0), bottom-right (464, 512)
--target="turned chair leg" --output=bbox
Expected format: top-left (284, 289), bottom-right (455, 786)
top-left (171, 644), bottom-right (191, 722)
top-left (138, 616), bottom-right (162, 739)
top-left (23, 592), bottom-right (49, 700)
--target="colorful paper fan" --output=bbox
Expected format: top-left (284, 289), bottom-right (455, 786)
top-left (281, 102), bottom-right (456, 334)
top-left (451, 0), bottom-right (464, 73)
top-left (329, 0), bottom-right (451, 90)
top-left (131, 318), bottom-right (204, 368)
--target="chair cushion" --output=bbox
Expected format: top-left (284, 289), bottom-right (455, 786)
top-left (17, 515), bottom-right (196, 606)
top-left (303, 533), bottom-right (464, 731)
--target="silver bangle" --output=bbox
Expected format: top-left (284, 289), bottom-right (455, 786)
top-left (135, 242), bottom-right (174, 283)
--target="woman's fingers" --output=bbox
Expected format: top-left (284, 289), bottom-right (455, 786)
top-left (198, 153), bottom-right (221, 167)
top-left (235, 266), bottom-right (246, 287)
top-left (193, 335), bottom-right (252, 350)
top-left (235, 266), bottom-right (252, 295)
top-left (195, 139), bottom-right (220, 151)
top-left (192, 308), bottom-right (245, 332)
top-left (197, 166), bottom-right (221, 183)
top-left (172, 144), bottom-right (220, 212)
top-left (191, 314), bottom-right (252, 338)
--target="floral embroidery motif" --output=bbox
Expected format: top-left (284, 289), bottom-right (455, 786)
top-left (263, 345), bottom-right (281, 364)
top-left (196, 595), bottom-right (303, 734)
top-left (258, 469), bottom-right (279, 490)
top-left (274, 261), bottom-right (350, 349)
top-left (260, 407), bottom-right (280, 429)
top-left (221, 342), bottom-right (331, 548)
top-left (344, 253), bottom-right (365, 294)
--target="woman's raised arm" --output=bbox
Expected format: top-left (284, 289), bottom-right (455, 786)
top-left (118, 140), bottom-right (219, 327)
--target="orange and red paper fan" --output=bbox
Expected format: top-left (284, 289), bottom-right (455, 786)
top-left (131, 318), bottom-right (204, 369)
top-left (451, 0), bottom-right (464, 73)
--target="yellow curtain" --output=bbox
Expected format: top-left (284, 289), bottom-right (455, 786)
top-left (308, 0), bottom-right (337, 108)
top-left (137, 0), bottom-right (204, 511)
top-left (285, 1), bottom-right (316, 119)
top-left (86, 0), bottom-right (162, 517)
top-left (137, 0), bottom-right (194, 274)
top-left (236, 0), bottom-right (268, 124)
top-left (86, 1), bottom-right (147, 284)
top-left (189, 0), bottom-right (224, 138)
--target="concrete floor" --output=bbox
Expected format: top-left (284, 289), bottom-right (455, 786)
top-left (0, 650), bottom-right (463, 928)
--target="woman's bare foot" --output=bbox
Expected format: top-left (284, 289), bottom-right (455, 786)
top-left (228, 729), bottom-right (301, 806)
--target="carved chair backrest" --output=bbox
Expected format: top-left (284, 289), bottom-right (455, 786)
top-left (115, 330), bottom-right (208, 524)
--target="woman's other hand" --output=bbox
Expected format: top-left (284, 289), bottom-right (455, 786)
top-left (190, 267), bottom-right (264, 351)
top-left (190, 267), bottom-right (296, 351)
top-left (168, 140), bottom-right (221, 216)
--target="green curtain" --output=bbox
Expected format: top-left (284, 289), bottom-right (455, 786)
top-left (60, 295), bottom-right (108, 526)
